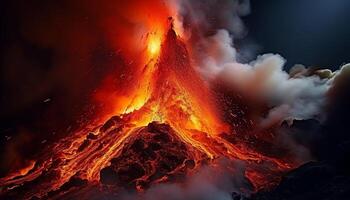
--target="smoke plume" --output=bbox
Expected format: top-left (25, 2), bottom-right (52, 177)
top-left (166, 1), bottom-right (350, 179)
top-left (172, 0), bottom-right (349, 126)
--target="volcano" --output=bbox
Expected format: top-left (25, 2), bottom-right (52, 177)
top-left (0, 25), bottom-right (298, 200)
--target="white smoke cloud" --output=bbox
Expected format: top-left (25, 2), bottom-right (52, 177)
top-left (166, 1), bottom-right (350, 170)
top-left (195, 28), bottom-right (349, 125)
top-left (118, 159), bottom-right (248, 200)
top-left (168, 0), bottom-right (250, 40)
top-left (169, 0), bottom-right (349, 125)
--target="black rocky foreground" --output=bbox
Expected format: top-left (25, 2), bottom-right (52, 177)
top-left (247, 161), bottom-right (350, 200)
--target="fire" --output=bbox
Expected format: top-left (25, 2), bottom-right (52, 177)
top-left (0, 20), bottom-right (299, 200)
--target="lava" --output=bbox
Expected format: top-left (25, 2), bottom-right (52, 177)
top-left (147, 32), bottom-right (162, 56)
top-left (0, 21), bottom-right (299, 200)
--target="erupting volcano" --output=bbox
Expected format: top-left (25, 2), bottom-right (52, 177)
top-left (0, 21), bottom-right (299, 200)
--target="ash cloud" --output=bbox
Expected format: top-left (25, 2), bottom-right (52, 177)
top-left (173, 0), bottom-right (349, 126)
top-left (174, 0), bottom-right (250, 37)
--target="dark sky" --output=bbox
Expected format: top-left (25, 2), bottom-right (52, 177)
top-left (244, 0), bottom-right (350, 70)
top-left (1, 0), bottom-right (349, 124)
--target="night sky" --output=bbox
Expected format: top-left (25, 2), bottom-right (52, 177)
top-left (245, 0), bottom-right (350, 69)
top-left (0, 1), bottom-right (349, 127)
top-left (1, 0), bottom-right (350, 119)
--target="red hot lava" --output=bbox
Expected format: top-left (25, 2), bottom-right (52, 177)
top-left (0, 19), bottom-right (299, 200)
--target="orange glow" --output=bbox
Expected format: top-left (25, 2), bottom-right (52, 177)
top-left (147, 32), bottom-right (162, 56)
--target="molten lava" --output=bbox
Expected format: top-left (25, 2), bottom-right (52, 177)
top-left (0, 23), bottom-right (298, 199)
top-left (147, 32), bottom-right (162, 56)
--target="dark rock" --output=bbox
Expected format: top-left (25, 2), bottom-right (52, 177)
top-left (100, 116), bottom-right (122, 132)
top-left (117, 163), bottom-right (145, 184)
top-left (130, 139), bottom-right (145, 152)
top-left (99, 122), bottom-right (207, 190)
top-left (77, 139), bottom-right (90, 152)
top-left (87, 132), bottom-right (98, 140)
top-left (232, 192), bottom-right (243, 200)
top-left (250, 161), bottom-right (350, 200)
top-left (47, 176), bottom-right (87, 197)
top-left (185, 159), bottom-right (195, 169)
top-left (100, 167), bottom-right (119, 185)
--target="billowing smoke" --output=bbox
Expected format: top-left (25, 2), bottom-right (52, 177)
top-left (167, 0), bottom-right (350, 178)
top-left (172, 0), bottom-right (349, 126)
top-left (169, 0), bottom-right (250, 37)
top-left (203, 47), bottom-right (330, 125)
top-left (198, 31), bottom-right (350, 127)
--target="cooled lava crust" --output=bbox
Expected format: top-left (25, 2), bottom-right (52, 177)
top-left (99, 120), bottom-right (207, 190)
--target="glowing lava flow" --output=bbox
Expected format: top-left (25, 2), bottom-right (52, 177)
top-left (147, 32), bottom-right (162, 56)
top-left (0, 24), bottom-right (297, 200)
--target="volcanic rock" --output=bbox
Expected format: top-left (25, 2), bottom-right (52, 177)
top-left (99, 122), bottom-right (204, 190)
top-left (249, 161), bottom-right (350, 200)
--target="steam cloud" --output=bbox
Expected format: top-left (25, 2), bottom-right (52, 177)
top-left (173, 0), bottom-right (349, 126)
top-left (117, 159), bottom-right (248, 200)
